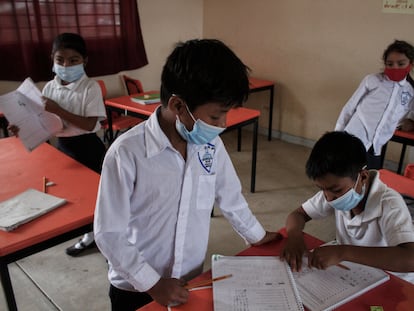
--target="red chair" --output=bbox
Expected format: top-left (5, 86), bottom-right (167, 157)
top-left (97, 80), bottom-right (142, 143)
top-left (122, 74), bottom-right (144, 95)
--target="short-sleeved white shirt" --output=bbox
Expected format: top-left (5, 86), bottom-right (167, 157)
top-left (303, 170), bottom-right (414, 282)
top-left (94, 107), bottom-right (266, 292)
top-left (335, 73), bottom-right (414, 155)
top-left (42, 74), bottom-right (106, 137)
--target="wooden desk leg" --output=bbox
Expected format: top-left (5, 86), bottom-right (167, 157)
top-left (251, 119), bottom-right (258, 193)
top-left (268, 86), bottom-right (274, 141)
top-left (0, 263), bottom-right (18, 311)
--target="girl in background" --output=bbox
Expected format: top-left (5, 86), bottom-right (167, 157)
top-left (335, 40), bottom-right (414, 169)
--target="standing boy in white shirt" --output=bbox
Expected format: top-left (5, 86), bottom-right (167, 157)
top-left (281, 131), bottom-right (414, 283)
top-left (94, 39), bottom-right (280, 311)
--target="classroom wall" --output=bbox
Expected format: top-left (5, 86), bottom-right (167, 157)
top-left (203, 0), bottom-right (414, 163)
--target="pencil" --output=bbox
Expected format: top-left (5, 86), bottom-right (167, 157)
top-left (43, 176), bottom-right (47, 193)
top-left (337, 263), bottom-right (350, 270)
top-left (184, 274), bottom-right (233, 289)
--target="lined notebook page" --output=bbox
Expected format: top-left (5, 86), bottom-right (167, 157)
top-left (293, 260), bottom-right (390, 311)
top-left (212, 255), bottom-right (304, 311)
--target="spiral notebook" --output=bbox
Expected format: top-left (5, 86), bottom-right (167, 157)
top-left (212, 255), bottom-right (304, 311)
top-left (293, 259), bottom-right (390, 311)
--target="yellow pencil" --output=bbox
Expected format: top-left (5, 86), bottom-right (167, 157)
top-left (337, 263), bottom-right (350, 270)
top-left (184, 274), bottom-right (233, 289)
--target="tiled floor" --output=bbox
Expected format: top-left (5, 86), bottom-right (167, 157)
top-left (0, 130), bottom-right (337, 310)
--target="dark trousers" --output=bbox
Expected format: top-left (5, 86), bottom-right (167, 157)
top-left (57, 133), bottom-right (106, 173)
top-left (109, 284), bottom-right (153, 311)
top-left (367, 145), bottom-right (386, 170)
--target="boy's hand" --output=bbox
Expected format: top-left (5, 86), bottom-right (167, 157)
top-left (280, 233), bottom-right (308, 272)
top-left (147, 277), bottom-right (189, 306)
top-left (42, 97), bottom-right (63, 115)
top-left (308, 245), bottom-right (343, 270)
top-left (251, 231), bottom-right (283, 246)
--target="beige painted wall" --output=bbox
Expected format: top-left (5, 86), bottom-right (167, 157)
top-left (203, 0), bottom-right (414, 163)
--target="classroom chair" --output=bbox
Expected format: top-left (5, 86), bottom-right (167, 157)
top-left (96, 80), bottom-right (142, 144)
top-left (122, 74), bottom-right (144, 95)
top-left (404, 164), bottom-right (414, 180)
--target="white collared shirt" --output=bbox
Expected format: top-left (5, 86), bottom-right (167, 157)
top-left (335, 73), bottom-right (414, 155)
top-left (42, 74), bottom-right (106, 137)
top-left (94, 107), bottom-right (266, 292)
top-left (303, 170), bottom-right (414, 282)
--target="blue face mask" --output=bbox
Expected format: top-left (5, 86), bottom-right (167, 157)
top-left (53, 63), bottom-right (85, 83)
top-left (328, 174), bottom-right (365, 212)
top-left (175, 105), bottom-right (226, 145)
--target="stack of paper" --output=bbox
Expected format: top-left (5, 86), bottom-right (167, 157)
top-left (0, 189), bottom-right (67, 231)
top-left (131, 93), bottom-right (160, 105)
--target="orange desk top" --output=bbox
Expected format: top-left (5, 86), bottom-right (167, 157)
top-left (393, 129), bottom-right (414, 141)
top-left (248, 76), bottom-right (274, 90)
top-left (138, 229), bottom-right (414, 311)
top-left (105, 95), bottom-right (260, 127)
top-left (0, 137), bottom-right (100, 256)
top-left (379, 169), bottom-right (414, 198)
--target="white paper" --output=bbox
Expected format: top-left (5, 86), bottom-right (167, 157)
top-left (0, 189), bottom-right (67, 231)
top-left (0, 78), bottom-right (63, 151)
top-left (293, 259), bottom-right (390, 311)
top-left (212, 255), bottom-right (304, 311)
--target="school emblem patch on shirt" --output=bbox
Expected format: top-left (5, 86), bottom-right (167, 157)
top-left (198, 143), bottom-right (215, 173)
top-left (401, 91), bottom-right (412, 106)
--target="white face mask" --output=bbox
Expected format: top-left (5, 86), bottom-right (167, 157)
top-left (53, 63), bottom-right (85, 83)
top-left (175, 105), bottom-right (226, 145)
top-left (327, 172), bottom-right (365, 212)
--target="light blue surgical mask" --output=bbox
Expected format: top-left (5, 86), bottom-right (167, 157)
top-left (175, 105), bottom-right (225, 145)
top-left (328, 174), bottom-right (365, 212)
top-left (53, 63), bottom-right (85, 83)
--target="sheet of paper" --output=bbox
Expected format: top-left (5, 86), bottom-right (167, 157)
top-left (293, 259), bottom-right (390, 311)
top-left (0, 188), bottom-right (67, 231)
top-left (212, 255), bottom-right (304, 311)
top-left (0, 78), bottom-right (63, 151)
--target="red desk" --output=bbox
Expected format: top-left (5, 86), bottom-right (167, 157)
top-left (138, 230), bottom-right (414, 311)
top-left (0, 138), bottom-right (99, 311)
top-left (105, 95), bottom-right (260, 192)
top-left (379, 168), bottom-right (414, 198)
top-left (249, 77), bottom-right (275, 141)
top-left (388, 130), bottom-right (414, 174)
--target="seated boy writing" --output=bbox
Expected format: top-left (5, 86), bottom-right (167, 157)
top-left (94, 39), bottom-right (280, 311)
top-left (281, 131), bottom-right (414, 283)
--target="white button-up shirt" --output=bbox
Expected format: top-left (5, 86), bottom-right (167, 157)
top-left (94, 107), bottom-right (266, 292)
top-left (302, 170), bottom-right (414, 282)
top-left (42, 74), bottom-right (106, 137)
top-left (335, 73), bottom-right (414, 155)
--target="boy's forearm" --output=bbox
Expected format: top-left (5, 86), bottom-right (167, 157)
top-left (285, 207), bottom-right (308, 237)
top-left (341, 244), bottom-right (414, 272)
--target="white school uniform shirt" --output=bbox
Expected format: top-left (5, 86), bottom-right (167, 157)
top-left (94, 107), bottom-right (266, 292)
top-left (42, 74), bottom-right (106, 137)
top-left (302, 170), bottom-right (414, 283)
top-left (335, 73), bottom-right (414, 155)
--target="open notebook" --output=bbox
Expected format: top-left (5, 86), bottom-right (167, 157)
top-left (0, 189), bottom-right (67, 231)
top-left (293, 259), bottom-right (390, 311)
top-left (212, 255), bottom-right (304, 311)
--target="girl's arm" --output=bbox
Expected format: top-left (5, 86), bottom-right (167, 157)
top-left (43, 97), bottom-right (98, 131)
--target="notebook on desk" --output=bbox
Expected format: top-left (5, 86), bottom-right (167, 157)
top-left (0, 189), bottom-right (67, 231)
top-left (293, 259), bottom-right (390, 311)
top-left (212, 255), bottom-right (304, 311)
top-left (131, 93), bottom-right (160, 105)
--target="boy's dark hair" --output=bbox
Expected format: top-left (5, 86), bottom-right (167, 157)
top-left (382, 39), bottom-right (414, 88)
top-left (306, 131), bottom-right (367, 181)
top-left (160, 39), bottom-right (250, 110)
top-left (52, 33), bottom-right (87, 58)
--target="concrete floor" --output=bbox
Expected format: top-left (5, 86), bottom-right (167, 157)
top-left (0, 130), bottom-right (337, 311)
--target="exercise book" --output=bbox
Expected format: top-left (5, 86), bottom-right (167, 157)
top-left (212, 255), bottom-right (304, 311)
